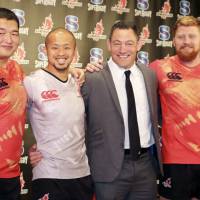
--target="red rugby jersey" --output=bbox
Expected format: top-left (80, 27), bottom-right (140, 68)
top-left (0, 60), bottom-right (27, 178)
top-left (150, 56), bottom-right (200, 164)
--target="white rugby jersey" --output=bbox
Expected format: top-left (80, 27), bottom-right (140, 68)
top-left (24, 69), bottom-right (90, 180)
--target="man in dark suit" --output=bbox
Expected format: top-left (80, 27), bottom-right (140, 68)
top-left (81, 21), bottom-right (162, 200)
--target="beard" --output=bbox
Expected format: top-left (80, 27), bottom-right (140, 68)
top-left (176, 45), bottom-right (199, 62)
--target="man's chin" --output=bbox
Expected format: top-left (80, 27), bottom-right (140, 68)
top-left (53, 64), bottom-right (70, 71)
top-left (177, 52), bottom-right (198, 62)
top-left (0, 52), bottom-right (14, 59)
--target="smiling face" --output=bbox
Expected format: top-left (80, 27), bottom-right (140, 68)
top-left (173, 25), bottom-right (200, 62)
top-left (107, 28), bottom-right (138, 69)
top-left (46, 29), bottom-right (76, 73)
top-left (0, 18), bottom-right (19, 65)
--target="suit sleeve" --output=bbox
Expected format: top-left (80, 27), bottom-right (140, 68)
top-left (149, 60), bottom-right (162, 129)
top-left (81, 74), bottom-right (90, 113)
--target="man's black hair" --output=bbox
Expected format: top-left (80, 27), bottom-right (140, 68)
top-left (0, 7), bottom-right (19, 28)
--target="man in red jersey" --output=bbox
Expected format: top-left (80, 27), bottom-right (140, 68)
top-left (150, 16), bottom-right (200, 200)
top-left (0, 7), bottom-right (27, 200)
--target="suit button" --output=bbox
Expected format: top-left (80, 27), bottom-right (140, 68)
top-left (138, 151), bottom-right (141, 155)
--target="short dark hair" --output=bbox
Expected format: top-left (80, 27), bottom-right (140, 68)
top-left (0, 7), bottom-right (19, 28)
top-left (109, 21), bottom-right (138, 40)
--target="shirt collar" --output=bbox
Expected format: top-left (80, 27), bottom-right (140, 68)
top-left (108, 57), bottom-right (139, 79)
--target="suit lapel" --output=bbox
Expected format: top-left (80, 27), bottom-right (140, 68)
top-left (102, 64), bottom-right (123, 118)
top-left (101, 63), bottom-right (154, 124)
top-left (137, 64), bottom-right (154, 115)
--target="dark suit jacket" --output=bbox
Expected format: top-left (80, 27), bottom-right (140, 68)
top-left (81, 62), bottom-right (162, 182)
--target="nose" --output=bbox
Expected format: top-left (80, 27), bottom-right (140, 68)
top-left (4, 33), bottom-right (13, 43)
top-left (183, 35), bottom-right (191, 44)
top-left (119, 43), bottom-right (127, 53)
top-left (57, 47), bottom-right (66, 55)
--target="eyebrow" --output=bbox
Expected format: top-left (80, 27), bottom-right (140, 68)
top-left (112, 40), bottom-right (136, 43)
top-left (51, 43), bottom-right (71, 46)
top-left (0, 28), bottom-right (19, 32)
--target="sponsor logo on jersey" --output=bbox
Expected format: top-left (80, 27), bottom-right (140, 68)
top-left (162, 177), bottom-right (172, 188)
top-left (41, 90), bottom-right (60, 101)
top-left (0, 78), bottom-right (9, 90)
top-left (12, 43), bottom-right (30, 65)
top-left (137, 24), bottom-right (152, 50)
top-left (156, 0), bottom-right (173, 19)
top-left (65, 15), bottom-right (82, 40)
top-left (87, 19), bottom-right (106, 41)
top-left (35, 43), bottom-right (48, 68)
top-left (167, 72), bottom-right (182, 81)
top-left (35, 14), bottom-right (54, 37)
top-left (111, 0), bottom-right (130, 14)
top-left (135, 0), bottom-right (152, 17)
top-left (12, 9), bottom-right (29, 35)
top-left (88, 0), bottom-right (106, 12)
top-left (177, 0), bottom-right (190, 18)
top-left (156, 25), bottom-right (172, 47)
top-left (35, 0), bottom-right (56, 6)
top-left (137, 51), bottom-right (149, 65)
top-left (62, 0), bottom-right (83, 9)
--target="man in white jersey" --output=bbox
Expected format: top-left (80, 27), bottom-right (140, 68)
top-left (24, 28), bottom-right (93, 200)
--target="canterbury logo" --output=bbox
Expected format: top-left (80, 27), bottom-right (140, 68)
top-left (167, 72), bottom-right (182, 81)
top-left (41, 90), bottom-right (59, 101)
top-left (0, 78), bottom-right (9, 90)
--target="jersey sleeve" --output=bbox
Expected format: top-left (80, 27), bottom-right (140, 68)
top-left (149, 59), bottom-right (160, 71)
top-left (23, 76), bottom-right (34, 108)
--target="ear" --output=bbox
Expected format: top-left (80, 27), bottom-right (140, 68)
top-left (44, 46), bottom-right (47, 55)
top-left (136, 39), bottom-right (143, 51)
top-left (172, 39), bottom-right (175, 47)
top-left (71, 48), bottom-right (76, 60)
top-left (107, 39), bottom-right (111, 51)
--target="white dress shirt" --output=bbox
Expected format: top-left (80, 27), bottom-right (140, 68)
top-left (108, 58), bottom-right (155, 149)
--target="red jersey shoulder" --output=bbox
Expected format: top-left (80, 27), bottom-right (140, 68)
top-left (7, 60), bottom-right (25, 81)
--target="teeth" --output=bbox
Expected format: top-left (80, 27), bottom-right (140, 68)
top-left (57, 58), bottom-right (66, 64)
top-left (119, 55), bottom-right (128, 58)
